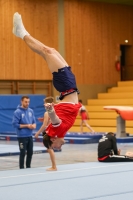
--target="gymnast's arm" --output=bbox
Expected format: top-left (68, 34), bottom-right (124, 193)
top-left (35, 112), bottom-right (49, 138)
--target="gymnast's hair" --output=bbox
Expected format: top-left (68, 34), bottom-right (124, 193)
top-left (44, 96), bottom-right (54, 103)
top-left (42, 132), bottom-right (53, 149)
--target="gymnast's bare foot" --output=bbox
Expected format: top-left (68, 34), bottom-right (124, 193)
top-left (46, 167), bottom-right (57, 171)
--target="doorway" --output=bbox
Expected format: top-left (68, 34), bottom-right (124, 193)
top-left (120, 45), bottom-right (133, 81)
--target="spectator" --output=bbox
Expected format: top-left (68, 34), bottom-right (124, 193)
top-left (12, 96), bottom-right (36, 169)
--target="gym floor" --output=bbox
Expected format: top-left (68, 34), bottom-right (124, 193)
top-left (1, 140), bottom-right (133, 171)
top-left (1, 141), bottom-right (133, 200)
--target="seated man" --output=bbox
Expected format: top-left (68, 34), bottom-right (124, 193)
top-left (13, 12), bottom-right (81, 170)
top-left (98, 132), bottom-right (133, 162)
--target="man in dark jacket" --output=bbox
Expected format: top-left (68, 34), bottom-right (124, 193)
top-left (98, 132), bottom-right (133, 162)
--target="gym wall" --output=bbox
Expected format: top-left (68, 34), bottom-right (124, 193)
top-left (0, 0), bottom-right (133, 103)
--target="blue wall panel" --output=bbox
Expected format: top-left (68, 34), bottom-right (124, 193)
top-left (0, 95), bottom-right (46, 132)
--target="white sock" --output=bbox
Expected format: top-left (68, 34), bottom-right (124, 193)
top-left (19, 29), bottom-right (30, 39)
top-left (13, 12), bottom-right (30, 39)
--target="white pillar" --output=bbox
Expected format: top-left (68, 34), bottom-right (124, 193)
top-left (116, 116), bottom-right (126, 137)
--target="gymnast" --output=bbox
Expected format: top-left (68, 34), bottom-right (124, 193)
top-left (78, 99), bottom-right (95, 133)
top-left (35, 97), bottom-right (57, 171)
top-left (13, 12), bottom-right (81, 170)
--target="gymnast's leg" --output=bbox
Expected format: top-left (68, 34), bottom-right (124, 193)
top-left (13, 12), bottom-right (79, 104)
top-left (13, 12), bottom-right (68, 73)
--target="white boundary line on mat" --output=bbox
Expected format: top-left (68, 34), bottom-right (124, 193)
top-left (0, 163), bottom-right (133, 180)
